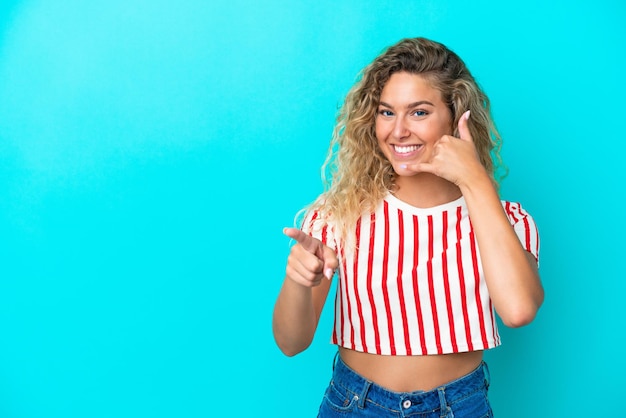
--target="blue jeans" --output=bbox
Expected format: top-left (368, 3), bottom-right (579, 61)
top-left (317, 354), bottom-right (493, 417)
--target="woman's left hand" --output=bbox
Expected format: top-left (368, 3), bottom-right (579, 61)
top-left (402, 110), bottom-right (487, 187)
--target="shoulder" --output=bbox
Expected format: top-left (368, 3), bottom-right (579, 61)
top-left (501, 200), bottom-right (540, 260)
top-left (500, 200), bottom-right (535, 225)
top-left (298, 197), bottom-right (336, 241)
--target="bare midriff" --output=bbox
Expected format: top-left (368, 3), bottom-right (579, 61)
top-left (338, 347), bottom-right (484, 392)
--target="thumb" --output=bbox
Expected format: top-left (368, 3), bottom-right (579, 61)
top-left (457, 110), bottom-right (472, 142)
top-left (322, 246), bottom-right (339, 280)
top-left (284, 227), bottom-right (338, 280)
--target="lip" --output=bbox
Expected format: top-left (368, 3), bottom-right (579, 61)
top-left (391, 144), bottom-right (423, 159)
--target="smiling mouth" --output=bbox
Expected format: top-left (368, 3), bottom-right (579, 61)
top-left (393, 144), bottom-right (422, 154)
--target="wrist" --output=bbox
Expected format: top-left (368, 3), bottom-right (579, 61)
top-left (458, 167), bottom-right (494, 196)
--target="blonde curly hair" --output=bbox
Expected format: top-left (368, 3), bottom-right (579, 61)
top-left (304, 37), bottom-right (503, 244)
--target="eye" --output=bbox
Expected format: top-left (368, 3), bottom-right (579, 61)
top-left (378, 109), bottom-right (394, 117)
top-left (412, 110), bottom-right (428, 117)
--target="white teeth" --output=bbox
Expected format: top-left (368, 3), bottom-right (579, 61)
top-left (394, 145), bottom-right (420, 154)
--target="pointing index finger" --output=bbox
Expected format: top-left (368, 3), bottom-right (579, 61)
top-left (283, 227), bottom-right (323, 257)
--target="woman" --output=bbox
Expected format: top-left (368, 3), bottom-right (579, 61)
top-left (273, 37), bottom-right (543, 417)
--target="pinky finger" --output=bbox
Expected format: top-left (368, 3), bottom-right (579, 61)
top-left (401, 162), bottom-right (434, 174)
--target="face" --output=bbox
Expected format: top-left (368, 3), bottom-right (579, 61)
top-left (375, 72), bottom-right (453, 177)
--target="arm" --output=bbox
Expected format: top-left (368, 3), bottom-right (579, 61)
top-left (272, 228), bottom-right (338, 356)
top-left (459, 176), bottom-right (543, 327)
top-left (407, 111), bottom-right (544, 327)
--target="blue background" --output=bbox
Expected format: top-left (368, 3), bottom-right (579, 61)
top-left (0, 1), bottom-right (624, 416)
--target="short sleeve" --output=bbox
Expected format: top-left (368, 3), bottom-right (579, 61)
top-left (300, 209), bottom-right (338, 253)
top-left (502, 201), bottom-right (540, 264)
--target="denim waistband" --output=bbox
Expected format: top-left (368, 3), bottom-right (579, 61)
top-left (331, 354), bottom-right (490, 413)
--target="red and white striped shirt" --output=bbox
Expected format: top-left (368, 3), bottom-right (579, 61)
top-left (303, 194), bottom-right (539, 356)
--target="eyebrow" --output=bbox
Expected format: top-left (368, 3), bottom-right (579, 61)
top-left (379, 100), bottom-right (435, 109)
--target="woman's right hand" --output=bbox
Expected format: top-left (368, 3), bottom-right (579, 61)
top-left (273, 228), bottom-right (338, 355)
top-left (283, 227), bottom-right (338, 287)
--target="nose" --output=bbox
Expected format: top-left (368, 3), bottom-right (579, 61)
top-left (392, 116), bottom-right (409, 139)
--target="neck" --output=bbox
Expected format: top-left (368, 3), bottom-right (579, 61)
top-left (392, 173), bottom-right (462, 208)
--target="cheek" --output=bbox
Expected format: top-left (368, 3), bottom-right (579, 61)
top-left (375, 136), bottom-right (385, 154)
top-left (421, 120), bottom-right (451, 141)
top-left (374, 121), bottom-right (383, 139)
top-left (374, 130), bottom-right (385, 150)
top-left (436, 115), bottom-right (455, 137)
top-left (375, 119), bottom-right (394, 141)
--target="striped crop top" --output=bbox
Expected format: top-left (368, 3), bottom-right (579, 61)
top-left (302, 194), bottom-right (539, 356)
